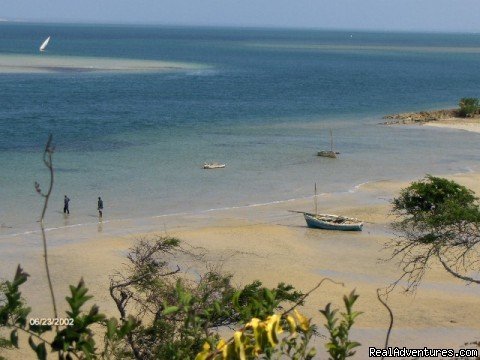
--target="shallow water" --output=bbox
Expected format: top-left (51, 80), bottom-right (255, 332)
top-left (1, 23), bottom-right (480, 235)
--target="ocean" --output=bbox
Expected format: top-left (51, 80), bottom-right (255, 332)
top-left (1, 23), bottom-right (480, 236)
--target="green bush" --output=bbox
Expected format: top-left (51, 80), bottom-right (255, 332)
top-left (459, 97), bottom-right (479, 117)
top-left (389, 175), bottom-right (480, 291)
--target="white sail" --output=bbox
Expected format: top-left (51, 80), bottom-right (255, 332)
top-left (39, 36), bottom-right (50, 52)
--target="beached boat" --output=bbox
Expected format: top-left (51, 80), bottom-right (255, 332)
top-left (290, 183), bottom-right (363, 231)
top-left (317, 129), bottom-right (339, 158)
top-left (203, 162), bottom-right (226, 169)
top-left (303, 212), bottom-right (363, 231)
top-left (39, 36), bottom-right (50, 52)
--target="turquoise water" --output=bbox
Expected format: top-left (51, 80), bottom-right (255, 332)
top-left (1, 23), bottom-right (480, 235)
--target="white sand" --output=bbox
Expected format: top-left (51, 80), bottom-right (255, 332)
top-left (424, 119), bottom-right (480, 134)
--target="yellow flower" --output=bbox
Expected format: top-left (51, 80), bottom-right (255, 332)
top-left (294, 309), bottom-right (310, 332)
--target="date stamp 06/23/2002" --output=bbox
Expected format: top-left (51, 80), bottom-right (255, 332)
top-left (29, 318), bottom-right (74, 326)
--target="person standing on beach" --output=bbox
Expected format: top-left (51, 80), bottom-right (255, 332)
top-left (63, 195), bottom-right (70, 214)
top-left (97, 197), bottom-right (104, 219)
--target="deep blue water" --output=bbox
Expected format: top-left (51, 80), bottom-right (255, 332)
top-left (1, 23), bottom-right (480, 234)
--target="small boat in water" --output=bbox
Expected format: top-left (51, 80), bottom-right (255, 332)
top-left (203, 162), bottom-right (226, 169)
top-left (317, 129), bottom-right (339, 158)
top-left (39, 36), bottom-right (51, 52)
top-left (317, 150), bottom-right (338, 158)
top-left (303, 212), bottom-right (363, 231)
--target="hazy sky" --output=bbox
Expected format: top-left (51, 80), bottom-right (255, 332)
top-left (2, 0), bottom-right (480, 32)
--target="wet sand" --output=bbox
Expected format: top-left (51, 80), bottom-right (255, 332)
top-left (1, 172), bottom-right (479, 358)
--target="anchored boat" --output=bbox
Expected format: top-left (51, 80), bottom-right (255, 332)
top-left (203, 162), bottom-right (226, 169)
top-left (317, 129), bottom-right (340, 158)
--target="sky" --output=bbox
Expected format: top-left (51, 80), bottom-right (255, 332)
top-left (2, 0), bottom-right (480, 33)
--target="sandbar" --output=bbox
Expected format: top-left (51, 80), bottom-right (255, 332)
top-left (0, 54), bottom-right (205, 74)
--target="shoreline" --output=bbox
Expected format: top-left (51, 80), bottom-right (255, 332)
top-left (1, 171), bottom-right (480, 354)
top-left (0, 180), bottom-right (370, 239)
top-left (382, 108), bottom-right (480, 134)
top-left (0, 175), bottom-right (443, 240)
top-left (1, 160), bottom-right (475, 240)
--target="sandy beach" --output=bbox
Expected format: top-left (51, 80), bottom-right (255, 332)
top-left (383, 108), bottom-right (480, 134)
top-left (1, 170), bottom-right (480, 359)
top-left (424, 118), bottom-right (480, 134)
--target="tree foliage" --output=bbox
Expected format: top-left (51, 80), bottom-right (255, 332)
top-left (195, 290), bottom-right (361, 360)
top-left (320, 291), bottom-right (361, 360)
top-left (458, 97), bottom-right (480, 118)
top-left (388, 175), bottom-right (480, 291)
top-left (108, 235), bottom-right (306, 359)
top-left (0, 266), bottom-right (136, 360)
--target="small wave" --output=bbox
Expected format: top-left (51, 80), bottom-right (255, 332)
top-left (454, 166), bottom-right (475, 175)
top-left (185, 69), bottom-right (219, 77)
top-left (348, 181), bottom-right (371, 193)
top-left (346, 179), bottom-right (392, 193)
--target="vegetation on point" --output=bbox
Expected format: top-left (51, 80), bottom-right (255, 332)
top-left (458, 97), bottom-right (480, 118)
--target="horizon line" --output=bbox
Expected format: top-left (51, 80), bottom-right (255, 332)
top-left (1, 18), bottom-right (480, 35)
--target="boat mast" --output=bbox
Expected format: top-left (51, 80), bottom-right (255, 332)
top-left (330, 129), bottom-right (334, 152)
top-left (314, 182), bottom-right (318, 215)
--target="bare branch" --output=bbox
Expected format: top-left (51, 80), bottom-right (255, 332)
top-left (281, 277), bottom-right (344, 316)
top-left (376, 288), bottom-right (393, 358)
top-left (437, 252), bottom-right (480, 285)
top-left (36, 134), bottom-right (58, 321)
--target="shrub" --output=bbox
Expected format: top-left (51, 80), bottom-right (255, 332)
top-left (459, 97), bottom-right (479, 117)
top-left (389, 175), bottom-right (480, 291)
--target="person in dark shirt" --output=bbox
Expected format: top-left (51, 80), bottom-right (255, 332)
top-left (63, 195), bottom-right (70, 214)
top-left (97, 197), bottom-right (104, 219)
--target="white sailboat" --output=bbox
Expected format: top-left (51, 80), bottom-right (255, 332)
top-left (39, 36), bottom-right (51, 52)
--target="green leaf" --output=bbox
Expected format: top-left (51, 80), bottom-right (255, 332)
top-left (347, 341), bottom-right (361, 350)
top-left (106, 318), bottom-right (118, 340)
top-left (163, 306), bottom-right (180, 315)
top-left (10, 330), bottom-right (18, 348)
top-left (28, 336), bottom-right (37, 351)
top-left (232, 291), bottom-right (241, 308)
top-left (13, 265), bottom-right (30, 286)
top-left (214, 301), bottom-right (222, 314)
top-left (265, 289), bottom-right (275, 303)
top-left (118, 316), bottom-right (136, 337)
top-left (35, 342), bottom-right (47, 360)
top-left (306, 347), bottom-right (317, 360)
